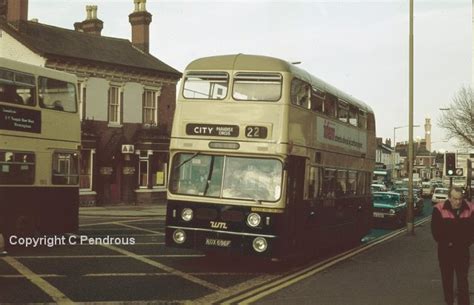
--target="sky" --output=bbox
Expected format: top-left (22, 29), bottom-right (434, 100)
top-left (28, 0), bottom-right (472, 152)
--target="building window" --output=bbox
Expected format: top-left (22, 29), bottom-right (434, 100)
top-left (138, 150), bottom-right (168, 189)
top-left (78, 82), bottom-right (86, 120)
top-left (80, 149), bottom-right (95, 190)
top-left (143, 90), bottom-right (158, 124)
top-left (108, 86), bottom-right (122, 124)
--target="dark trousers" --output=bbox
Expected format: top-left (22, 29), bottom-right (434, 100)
top-left (438, 245), bottom-right (471, 305)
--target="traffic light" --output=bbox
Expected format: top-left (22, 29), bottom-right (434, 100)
top-left (445, 153), bottom-right (456, 176)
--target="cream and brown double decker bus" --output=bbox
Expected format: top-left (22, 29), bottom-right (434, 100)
top-left (166, 54), bottom-right (376, 259)
top-left (0, 58), bottom-right (80, 236)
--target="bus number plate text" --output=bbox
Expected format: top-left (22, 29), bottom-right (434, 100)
top-left (205, 238), bottom-right (231, 247)
top-left (245, 126), bottom-right (267, 139)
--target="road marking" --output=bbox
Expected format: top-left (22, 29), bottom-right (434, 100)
top-left (219, 215), bottom-right (433, 304)
top-left (2, 256), bottom-right (74, 304)
top-left (0, 272), bottom-right (261, 278)
top-left (191, 274), bottom-right (280, 305)
top-left (0, 274), bottom-right (64, 278)
top-left (113, 222), bottom-right (165, 235)
top-left (12, 254), bottom-right (205, 259)
top-left (93, 242), bottom-right (222, 291)
top-left (80, 217), bottom-right (161, 228)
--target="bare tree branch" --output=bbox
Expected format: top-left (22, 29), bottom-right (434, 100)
top-left (437, 86), bottom-right (474, 148)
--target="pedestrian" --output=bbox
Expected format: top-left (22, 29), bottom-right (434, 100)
top-left (431, 185), bottom-right (474, 305)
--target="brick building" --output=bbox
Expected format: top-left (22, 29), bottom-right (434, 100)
top-left (0, 0), bottom-right (181, 205)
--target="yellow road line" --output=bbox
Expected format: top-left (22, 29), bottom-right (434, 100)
top-left (100, 243), bottom-right (222, 291)
top-left (2, 256), bottom-right (74, 304)
top-left (113, 222), bottom-right (165, 235)
top-left (223, 216), bottom-right (432, 304)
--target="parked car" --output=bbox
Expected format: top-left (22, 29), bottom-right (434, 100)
top-left (371, 183), bottom-right (387, 192)
top-left (422, 182), bottom-right (433, 197)
top-left (372, 192), bottom-right (407, 228)
top-left (392, 187), bottom-right (424, 216)
top-left (431, 187), bottom-right (449, 205)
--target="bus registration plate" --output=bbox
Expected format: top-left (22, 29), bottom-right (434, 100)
top-left (205, 238), bottom-right (231, 248)
top-left (373, 212), bottom-right (384, 218)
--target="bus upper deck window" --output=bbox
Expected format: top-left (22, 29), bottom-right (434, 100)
top-left (337, 100), bottom-right (349, 123)
top-left (38, 77), bottom-right (77, 112)
top-left (233, 73), bottom-right (282, 102)
top-left (0, 69), bottom-right (36, 106)
top-left (349, 106), bottom-right (358, 126)
top-left (358, 110), bottom-right (367, 129)
top-left (183, 72), bottom-right (228, 100)
top-left (324, 94), bottom-right (336, 117)
top-left (311, 87), bottom-right (325, 113)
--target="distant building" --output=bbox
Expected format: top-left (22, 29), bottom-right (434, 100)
top-left (0, 0), bottom-right (181, 205)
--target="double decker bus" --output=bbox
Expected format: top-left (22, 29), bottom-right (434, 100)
top-left (166, 54), bottom-right (376, 259)
top-left (0, 58), bottom-right (80, 236)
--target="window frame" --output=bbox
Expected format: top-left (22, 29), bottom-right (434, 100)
top-left (108, 85), bottom-right (122, 125)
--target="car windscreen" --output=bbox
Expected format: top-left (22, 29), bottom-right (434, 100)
top-left (373, 194), bottom-right (400, 206)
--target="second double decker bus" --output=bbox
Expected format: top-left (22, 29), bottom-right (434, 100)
top-left (166, 54), bottom-right (376, 259)
top-left (0, 58), bottom-right (80, 236)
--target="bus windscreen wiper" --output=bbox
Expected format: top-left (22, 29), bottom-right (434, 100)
top-left (174, 152), bottom-right (201, 170)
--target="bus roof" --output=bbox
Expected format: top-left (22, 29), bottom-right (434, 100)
top-left (0, 57), bottom-right (77, 83)
top-left (185, 53), bottom-right (373, 113)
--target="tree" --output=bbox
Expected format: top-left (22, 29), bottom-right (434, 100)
top-left (438, 86), bottom-right (474, 148)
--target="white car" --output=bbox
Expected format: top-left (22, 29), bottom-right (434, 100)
top-left (431, 187), bottom-right (449, 205)
top-left (371, 183), bottom-right (387, 192)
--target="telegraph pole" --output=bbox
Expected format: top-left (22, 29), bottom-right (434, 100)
top-left (407, 0), bottom-right (415, 235)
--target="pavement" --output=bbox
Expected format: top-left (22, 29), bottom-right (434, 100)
top-left (255, 219), bottom-right (474, 305)
top-left (79, 204), bottom-right (474, 305)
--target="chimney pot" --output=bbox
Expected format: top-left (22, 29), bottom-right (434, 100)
top-left (79, 5), bottom-right (103, 35)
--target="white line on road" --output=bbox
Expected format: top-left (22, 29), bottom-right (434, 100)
top-left (2, 256), bottom-right (74, 304)
top-left (113, 222), bottom-right (165, 235)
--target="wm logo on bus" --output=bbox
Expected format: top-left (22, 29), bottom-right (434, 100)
top-left (210, 221), bottom-right (228, 230)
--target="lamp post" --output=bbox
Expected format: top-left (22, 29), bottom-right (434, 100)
top-left (407, 0), bottom-right (415, 235)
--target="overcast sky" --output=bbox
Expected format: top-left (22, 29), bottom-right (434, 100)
top-left (29, 0), bottom-right (472, 151)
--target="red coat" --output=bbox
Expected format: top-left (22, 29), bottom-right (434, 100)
top-left (431, 200), bottom-right (474, 248)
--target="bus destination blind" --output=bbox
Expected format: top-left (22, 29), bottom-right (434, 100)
top-left (0, 105), bottom-right (41, 133)
top-left (186, 123), bottom-right (239, 137)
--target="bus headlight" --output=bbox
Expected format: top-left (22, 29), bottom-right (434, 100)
top-left (181, 208), bottom-right (193, 222)
top-left (172, 229), bottom-right (186, 244)
top-left (252, 237), bottom-right (268, 253)
top-left (247, 213), bottom-right (261, 227)
top-left (389, 209), bottom-right (396, 215)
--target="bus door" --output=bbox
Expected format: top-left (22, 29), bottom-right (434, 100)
top-left (285, 156), bottom-right (308, 252)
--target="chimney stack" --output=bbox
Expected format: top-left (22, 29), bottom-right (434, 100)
top-left (75, 5), bottom-right (103, 35)
top-left (129, 0), bottom-right (152, 53)
top-left (6, 0), bottom-right (28, 29)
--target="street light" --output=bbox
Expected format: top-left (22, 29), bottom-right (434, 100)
top-left (393, 124), bottom-right (420, 149)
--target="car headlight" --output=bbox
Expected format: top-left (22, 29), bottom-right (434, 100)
top-left (389, 209), bottom-right (396, 214)
top-left (252, 237), bottom-right (268, 252)
top-left (181, 208), bottom-right (193, 222)
top-left (247, 213), bottom-right (261, 227)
